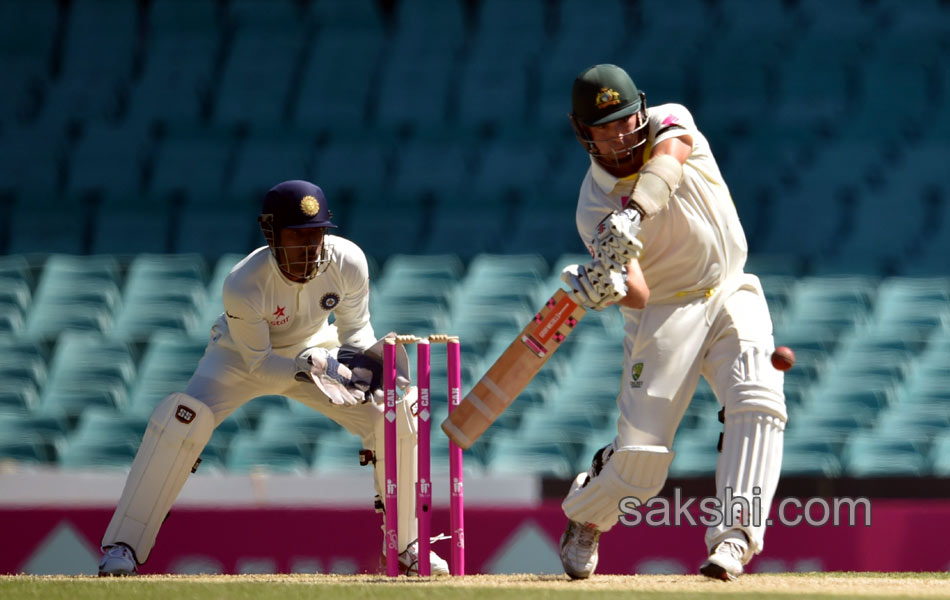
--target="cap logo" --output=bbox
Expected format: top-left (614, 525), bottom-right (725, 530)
top-left (595, 87), bottom-right (621, 109)
top-left (300, 195), bottom-right (320, 217)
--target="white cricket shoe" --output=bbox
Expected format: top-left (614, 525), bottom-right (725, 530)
top-left (382, 540), bottom-right (451, 576)
top-left (559, 520), bottom-right (601, 579)
top-left (700, 540), bottom-right (745, 581)
top-left (98, 544), bottom-right (137, 577)
top-left (400, 540), bottom-right (450, 576)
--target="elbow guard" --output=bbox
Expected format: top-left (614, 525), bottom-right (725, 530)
top-left (631, 154), bottom-right (684, 217)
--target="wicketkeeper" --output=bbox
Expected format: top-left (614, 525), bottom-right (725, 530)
top-left (98, 180), bottom-right (448, 576)
top-left (558, 65), bottom-right (786, 581)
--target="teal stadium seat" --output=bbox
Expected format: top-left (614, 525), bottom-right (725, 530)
top-left (126, 0), bottom-right (221, 127)
top-left (0, 257), bottom-right (32, 331)
top-left (126, 332), bottom-right (206, 415)
top-left (311, 430), bottom-right (367, 472)
top-left (25, 255), bottom-right (122, 340)
top-left (0, 383), bottom-right (41, 415)
top-left (192, 253), bottom-right (244, 336)
top-left (39, 332), bottom-right (136, 417)
top-left (486, 437), bottom-right (575, 478)
top-left (873, 404), bottom-right (949, 442)
top-left (376, 0), bottom-right (463, 136)
top-left (931, 432), bottom-right (950, 477)
top-left (0, 349), bottom-right (48, 395)
top-left (669, 430), bottom-right (720, 478)
top-left (802, 377), bottom-right (896, 422)
top-left (457, 0), bottom-right (544, 134)
top-left (113, 254), bottom-right (208, 341)
top-left (0, 412), bottom-right (69, 464)
top-left (781, 439), bottom-right (842, 477)
top-left (34, 0), bottom-right (137, 132)
top-left (843, 431), bottom-right (929, 477)
top-left (70, 408), bottom-right (148, 446)
top-left (238, 394), bottom-right (291, 428)
top-left (535, 0), bottom-right (627, 134)
top-left (58, 438), bottom-right (139, 469)
top-left (226, 432), bottom-right (310, 473)
top-left (212, 0), bottom-right (306, 130)
top-left (292, 2), bottom-right (383, 135)
top-left (785, 412), bottom-right (872, 453)
top-left (0, 438), bottom-right (54, 465)
top-left (228, 132), bottom-right (316, 200)
top-left (257, 404), bottom-right (340, 446)
top-left (0, 0), bottom-right (57, 128)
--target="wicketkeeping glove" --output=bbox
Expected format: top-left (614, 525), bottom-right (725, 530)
top-left (294, 347), bottom-right (366, 406)
top-left (560, 260), bottom-right (627, 310)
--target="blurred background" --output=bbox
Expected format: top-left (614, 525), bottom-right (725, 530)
top-left (0, 0), bottom-right (949, 576)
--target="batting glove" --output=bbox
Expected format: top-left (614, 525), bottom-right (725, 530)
top-left (593, 208), bottom-right (644, 272)
top-left (560, 260), bottom-right (627, 310)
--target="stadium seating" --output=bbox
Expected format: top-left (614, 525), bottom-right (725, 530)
top-left (1, 0), bottom-right (949, 480)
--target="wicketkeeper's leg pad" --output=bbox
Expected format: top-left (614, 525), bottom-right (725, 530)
top-left (101, 393), bottom-right (214, 562)
top-left (372, 387), bottom-right (418, 552)
top-left (705, 403), bottom-right (785, 563)
top-left (562, 445), bottom-right (674, 532)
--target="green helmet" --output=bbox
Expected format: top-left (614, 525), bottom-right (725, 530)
top-left (569, 64), bottom-right (649, 169)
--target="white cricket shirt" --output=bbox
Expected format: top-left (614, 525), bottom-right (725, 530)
top-left (575, 103), bottom-right (748, 304)
top-left (211, 235), bottom-right (376, 383)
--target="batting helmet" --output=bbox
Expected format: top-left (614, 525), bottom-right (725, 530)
top-left (569, 64), bottom-right (649, 171)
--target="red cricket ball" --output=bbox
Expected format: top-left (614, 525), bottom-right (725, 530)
top-left (771, 346), bottom-right (795, 371)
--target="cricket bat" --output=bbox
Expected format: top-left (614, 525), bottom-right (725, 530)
top-left (441, 289), bottom-right (586, 450)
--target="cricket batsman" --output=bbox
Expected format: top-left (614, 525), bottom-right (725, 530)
top-left (98, 180), bottom-right (448, 576)
top-left (558, 65), bottom-right (786, 580)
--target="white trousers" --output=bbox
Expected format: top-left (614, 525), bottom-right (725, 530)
top-left (613, 274), bottom-right (786, 557)
top-left (184, 332), bottom-right (381, 443)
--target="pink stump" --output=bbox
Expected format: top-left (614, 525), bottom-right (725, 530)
top-left (447, 339), bottom-right (465, 575)
top-left (383, 340), bottom-right (399, 577)
top-left (416, 341), bottom-right (432, 576)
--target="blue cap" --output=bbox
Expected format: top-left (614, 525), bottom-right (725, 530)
top-left (261, 180), bottom-right (337, 229)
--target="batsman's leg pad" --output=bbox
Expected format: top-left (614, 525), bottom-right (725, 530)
top-left (562, 445), bottom-right (674, 532)
top-left (373, 387), bottom-right (419, 552)
top-left (705, 404), bottom-right (785, 563)
top-left (101, 393), bottom-right (214, 562)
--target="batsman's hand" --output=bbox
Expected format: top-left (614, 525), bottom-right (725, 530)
top-left (560, 260), bottom-right (627, 310)
top-left (294, 347), bottom-right (365, 406)
top-left (593, 208), bottom-right (644, 272)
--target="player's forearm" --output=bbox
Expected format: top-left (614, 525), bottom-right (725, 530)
top-left (618, 259), bottom-right (649, 309)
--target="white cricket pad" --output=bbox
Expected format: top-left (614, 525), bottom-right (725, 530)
top-left (706, 405), bottom-right (785, 563)
top-left (373, 387), bottom-right (419, 552)
top-left (562, 445), bottom-right (674, 532)
top-left (101, 393), bottom-right (214, 562)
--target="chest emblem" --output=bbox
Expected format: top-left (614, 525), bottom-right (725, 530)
top-left (320, 292), bottom-right (341, 310)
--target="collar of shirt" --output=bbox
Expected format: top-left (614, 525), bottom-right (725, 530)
top-left (589, 155), bottom-right (639, 198)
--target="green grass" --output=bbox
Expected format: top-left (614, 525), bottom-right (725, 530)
top-left (2, 573), bottom-right (949, 600)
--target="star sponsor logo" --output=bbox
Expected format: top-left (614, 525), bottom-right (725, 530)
top-left (269, 305), bottom-right (290, 327)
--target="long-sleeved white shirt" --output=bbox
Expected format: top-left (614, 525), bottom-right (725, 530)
top-left (575, 103), bottom-right (748, 305)
top-left (210, 235), bottom-right (376, 383)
